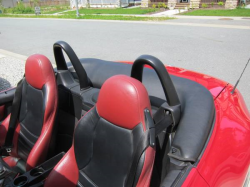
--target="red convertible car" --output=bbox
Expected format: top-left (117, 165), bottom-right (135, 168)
top-left (0, 41), bottom-right (249, 187)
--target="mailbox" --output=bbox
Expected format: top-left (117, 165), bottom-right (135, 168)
top-left (35, 7), bottom-right (41, 15)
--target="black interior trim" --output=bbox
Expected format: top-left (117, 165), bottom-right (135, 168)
top-left (131, 55), bottom-right (180, 107)
top-left (0, 88), bottom-right (15, 106)
top-left (53, 41), bottom-right (89, 90)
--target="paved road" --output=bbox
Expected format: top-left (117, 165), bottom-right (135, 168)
top-left (0, 18), bottom-right (250, 110)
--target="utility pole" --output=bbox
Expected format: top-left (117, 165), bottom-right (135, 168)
top-left (75, 0), bottom-right (79, 17)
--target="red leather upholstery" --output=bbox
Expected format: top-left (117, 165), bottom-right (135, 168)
top-left (97, 75), bottom-right (151, 130)
top-left (25, 54), bottom-right (55, 90)
top-left (0, 114), bottom-right (10, 146)
top-left (45, 146), bottom-right (79, 187)
top-left (45, 75), bottom-right (155, 187)
top-left (44, 108), bottom-right (94, 187)
top-left (26, 55), bottom-right (58, 170)
top-left (137, 146), bottom-right (155, 187)
top-left (0, 105), bottom-right (4, 121)
top-left (0, 54), bottom-right (58, 171)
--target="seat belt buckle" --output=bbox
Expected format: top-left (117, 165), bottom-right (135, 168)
top-left (6, 148), bottom-right (12, 153)
top-left (2, 145), bottom-right (13, 153)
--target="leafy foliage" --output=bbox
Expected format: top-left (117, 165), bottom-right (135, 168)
top-left (162, 3), bottom-right (168, 9)
top-left (158, 2), bottom-right (163, 8)
top-left (218, 1), bottom-right (224, 6)
top-left (3, 2), bottom-right (34, 14)
top-left (202, 3), bottom-right (208, 8)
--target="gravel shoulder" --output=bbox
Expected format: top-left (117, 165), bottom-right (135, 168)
top-left (0, 55), bottom-right (25, 91)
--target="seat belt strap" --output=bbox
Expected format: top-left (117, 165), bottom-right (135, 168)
top-left (155, 114), bottom-right (172, 136)
top-left (125, 109), bottom-right (173, 187)
top-left (3, 80), bottom-right (24, 152)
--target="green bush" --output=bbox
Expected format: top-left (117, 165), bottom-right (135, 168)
top-left (0, 5), bottom-right (4, 13)
top-left (12, 2), bottom-right (34, 14)
top-left (202, 3), bottom-right (208, 8)
top-left (152, 4), bottom-right (156, 9)
top-left (218, 1), bottom-right (224, 6)
top-left (162, 2), bottom-right (168, 9)
top-left (211, 2), bottom-right (214, 7)
top-left (0, 0), bottom-right (4, 13)
top-left (4, 8), bottom-right (13, 13)
top-left (158, 2), bottom-right (163, 8)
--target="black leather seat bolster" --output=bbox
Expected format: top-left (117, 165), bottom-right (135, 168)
top-left (67, 58), bottom-right (215, 162)
top-left (74, 107), bottom-right (145, 187)
top-left (18, 80), bottom-right (45, 161)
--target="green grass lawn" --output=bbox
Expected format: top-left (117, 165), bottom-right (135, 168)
top-left (41, 5), bottom-right (70, 14)
top-left (0, 14), bottom-right (173, 21)
top-left (64, 8), bottom-right (158, 15)
top-left (182, 8), bottom-right (250, 17)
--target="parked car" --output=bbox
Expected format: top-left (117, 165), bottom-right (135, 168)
top-left (0, 41), bottom-right (249, 187)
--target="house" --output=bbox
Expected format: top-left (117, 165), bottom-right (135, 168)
top-left (141, 0), bottom-right (238, 9)
top-left (1, 0), bottom-right (69, 8)
top-left (2, 0), bottom-right (17, 8)
top-left (69, 0), bottom-right (138, 8)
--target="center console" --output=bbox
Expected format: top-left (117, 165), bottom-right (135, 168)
top-left (4, 152), bottom-right (65, 187)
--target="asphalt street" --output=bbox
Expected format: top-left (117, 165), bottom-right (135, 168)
top-left (0, 18), bottom-right (250, 110)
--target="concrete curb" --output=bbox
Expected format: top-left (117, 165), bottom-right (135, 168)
top-left (175, 15), bottom-right (250, 20)
top-left (0, 17), bottom-right (249, 30)
top-left (0, 49), bottom-right (57, 68)
top-left (0, 49), bottom-right (27, 61)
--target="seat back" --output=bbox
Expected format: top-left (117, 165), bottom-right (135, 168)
top-left (45, 75), bottom-right (155, 187)
top-left (0, 54), bottom-right (58, 171)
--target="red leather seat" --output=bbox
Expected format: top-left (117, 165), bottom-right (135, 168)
top-left (45, 75), bottom-right (155, 187)
top-left (0, 54), bottom-right (58, 171)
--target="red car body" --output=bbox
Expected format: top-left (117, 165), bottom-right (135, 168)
top-left (168, 66), bottom-right (250, 187)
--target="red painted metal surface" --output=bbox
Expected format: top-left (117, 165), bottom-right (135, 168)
top-left (164, 66), bottom-right (250, 187)
top-left (196, 84), bottom-right (250, 187)
top-left (182, 168), bottom-right (209, 187)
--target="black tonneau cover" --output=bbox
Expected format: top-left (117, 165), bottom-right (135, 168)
top-left (68, 58), bottom-right (215, 163)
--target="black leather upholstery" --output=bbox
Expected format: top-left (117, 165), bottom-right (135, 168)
top-left (74, 107), bottom-right (145, 187)
top-left (18, 80), bottom-right (46, 161)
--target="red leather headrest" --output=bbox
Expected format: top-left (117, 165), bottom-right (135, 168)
top-left (25, 54), bottom-right (54, 90)
top-left (97, 75), bottom-right (151, 130)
